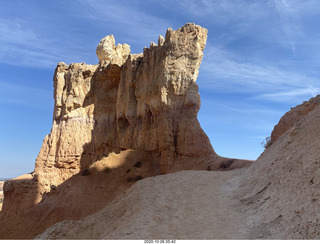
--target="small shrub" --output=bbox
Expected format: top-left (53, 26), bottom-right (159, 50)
top-left (261, 136), bottom-right (273, 150)
top-left (126, 177), bottom-right (133, 182)
top-left (104, 167), bottom-right (111, 173)
top-left (126, 169), bottom-right (131, 173)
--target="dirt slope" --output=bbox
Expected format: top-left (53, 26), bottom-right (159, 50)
top-left (36, 169), bottom-right (251, 239)
top-left (237, 103), bottom-right (320, 239)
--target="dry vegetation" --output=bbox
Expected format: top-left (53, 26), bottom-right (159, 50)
top-left (0, 181), bottom-right (4, 211)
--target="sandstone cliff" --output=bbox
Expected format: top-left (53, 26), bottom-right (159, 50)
top-left (34, 23), bottom-right (213, 191)
top-left (0, 23), bottom-right (252, 239)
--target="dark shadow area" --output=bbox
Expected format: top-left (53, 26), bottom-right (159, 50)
top-left (0, 148), bottom-right (160, 239)
top-left (0, 173), bottom-right (41, 239)
top-left (79, 63), bottom-right (122, 171)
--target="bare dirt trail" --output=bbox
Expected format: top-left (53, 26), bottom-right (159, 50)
top-left (37, 168), bottom-right (252, 239)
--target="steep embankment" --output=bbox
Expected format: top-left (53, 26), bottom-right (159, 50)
top-left (38, 95), bottom-right (320, 239)
top-left (237, 99), bottom-right (320, 239)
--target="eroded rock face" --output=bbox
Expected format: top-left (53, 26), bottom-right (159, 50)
top-left (271, 95), bottom-right (320, 143)
top-left (96, 35), bottom-right (130, 66)
top-left (111, 23), bottom-right (213, 173)
top-left (2, 23), bottom-right (215, 215)
top-left (32, 63), bottom-right (97, 202)
top-left (0, 23), bottom-right (254, 239)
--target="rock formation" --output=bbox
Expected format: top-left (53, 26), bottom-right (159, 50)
top-left (96, 34), bottom-right (130, 65)
top-left (271, 95), bottom-right (320, 143)
top-left (32, 22), bottom-right (214, 195)
top-left (0, 23), bottom-right (252, 239)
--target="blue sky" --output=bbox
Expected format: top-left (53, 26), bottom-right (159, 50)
top-left (1, 0), bottom-right (320, 178)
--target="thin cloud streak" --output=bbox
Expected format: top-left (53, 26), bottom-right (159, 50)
top-left (0, 45), bottom-right (63, 69)
top-left (201, 98), bottom-right (283, 117)
top-left (0, 1), bottom-right (172, 69)
top-left (0, 17), bottom-right (94, 68)
top-left (0, 18), bottom-right (39, 46)
top-left (273, 0), bottom-right (303, 54)
top-left (0, 18), bottom-right (61, 68)
top-left (160, 0), bottom-right (269, 22)
top-left (256, 87), bottom-right (320, 103)
top-left (199, 44), bottom-right (320, 102)
top-left (81, 0), bottom-right (170, 48)
top-left (0, 81), bottom-right (52, 109)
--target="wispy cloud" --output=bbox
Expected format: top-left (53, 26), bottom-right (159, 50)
top-left (201, 98), bottom-right (283, 117)
top-left (0, 18), bottom-right (65, 68)
top-left (1, 0), bottom-right (320, 104)
top-left (158, 0), bottom-right (269, 22)
top-left (0, 45), bottom-right (63, 69)
top-left (256, 86), bottom-right (320, 103)
top-left (199, 44), bottom-right (320, 103)
top-left (198, 98), bottom-right (282, 148)
top-left (0, 18), bottom-right (39, 45)
top-left (0, 14), bottom-right (98, 68)
top-left (79, 0), bottom-right (171, 50)
top-left (0, 81), bottom-right (52, 109)
top-left (273, 0), bottom-right (303, 53)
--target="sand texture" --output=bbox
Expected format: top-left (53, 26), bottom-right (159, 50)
top-left (37, 169), bottom-right (251, 239)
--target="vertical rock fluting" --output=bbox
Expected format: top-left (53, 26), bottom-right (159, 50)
top-left (2, 23), bottom-right (218, 218)
top-left (114, 24), bottom-right (214, 172)
top-left (33, 63), bottom-right (98, 197)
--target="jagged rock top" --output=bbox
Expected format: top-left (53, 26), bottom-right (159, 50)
top-left (96, 35), bottom-right (130, 66)
top-left (96, 23), bottom-right (207, 67)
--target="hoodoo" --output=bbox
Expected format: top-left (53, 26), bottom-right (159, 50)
top-left (0, 23), bottom-right (251, 239)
